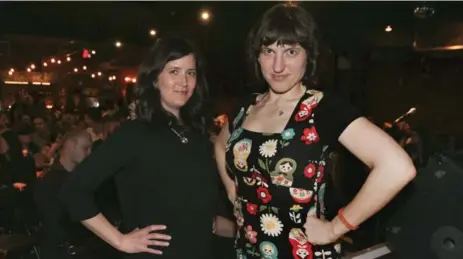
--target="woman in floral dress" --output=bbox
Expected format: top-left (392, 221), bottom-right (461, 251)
top-left (214, 4), bottom-right (416, 259)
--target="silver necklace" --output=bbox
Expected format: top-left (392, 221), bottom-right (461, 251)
top-left (168, 121), bottom-right (188, 144)
top-left (264, 85), bottom-right (306, 117)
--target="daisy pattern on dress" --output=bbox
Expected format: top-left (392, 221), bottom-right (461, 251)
top-left (260, 214), bottom-right (283, 237)
top-left (259, 139), bottom-right (278, 158)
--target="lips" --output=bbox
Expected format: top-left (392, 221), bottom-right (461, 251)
top-left (271, 74), bottom-right (289, 81)
top-left (174, 89), bottom-right (188, 95)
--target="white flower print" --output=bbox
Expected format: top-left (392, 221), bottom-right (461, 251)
top-left (259, 139), bottom-right (278, 158)
top-left (260, 213), bottom-right (283, 237)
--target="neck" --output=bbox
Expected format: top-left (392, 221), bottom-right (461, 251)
top-left (266, 83), bottom-right (305, 104)
top-left (161, 105), bottom-right (181, 122)
top-left (59, 155), bottom-right (76, 172)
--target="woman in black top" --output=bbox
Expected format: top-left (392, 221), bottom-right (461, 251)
top-left (60, 37), bottom-right (218, 259)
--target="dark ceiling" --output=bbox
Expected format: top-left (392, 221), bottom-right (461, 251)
top-left (1, 1), bottom-right (462, 93)
top-left (2, 1), bottom-right (463, 47)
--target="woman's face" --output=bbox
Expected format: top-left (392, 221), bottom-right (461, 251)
top-left (258, 42), bottom-right (307, 93)
top-left (157, 54), bottom-right (197, 116)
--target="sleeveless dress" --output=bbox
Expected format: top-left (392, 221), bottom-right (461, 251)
top-left (225, 89), bottom-right (357, 259)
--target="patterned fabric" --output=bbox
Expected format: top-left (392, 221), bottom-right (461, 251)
top-left (226, 89), bottom-right (342, 259)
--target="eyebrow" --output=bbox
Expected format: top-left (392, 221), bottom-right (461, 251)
top-left (166, 66), bottom-right (196, 71)
top-left (262, 45), bottom-right (301, 50)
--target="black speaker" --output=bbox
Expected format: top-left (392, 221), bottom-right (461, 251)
top-left (386, 153), bottom-right (463, 259)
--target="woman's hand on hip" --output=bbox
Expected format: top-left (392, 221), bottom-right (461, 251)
top-left (303, 216), bottom-right (339, 245)
top-left (118, 225), bottom-right (171, 255)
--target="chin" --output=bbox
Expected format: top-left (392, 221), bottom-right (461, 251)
top-left (268, 82), bottom-right (296, 94)
top-left (172, 99), bottom-right (190, 109)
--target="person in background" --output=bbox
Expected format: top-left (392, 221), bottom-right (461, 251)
top-left (214, 4), bottom-right (416, 258)
top-left (34, 128), bottom-right (94, 259)
top-left (32, 115), bottom-right (54, 149)
top-left (60, 36), bottom-right (220, 259)
top-left (14, 124), bottom-right (39, 191)
top-left (83, 108), bottom-right (104, 144)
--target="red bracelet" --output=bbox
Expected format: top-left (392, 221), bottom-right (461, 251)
top-left (338, 208), bottom-right (358, 230)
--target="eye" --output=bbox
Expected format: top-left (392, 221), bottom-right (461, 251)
top-left (286, 49), bottom-right (299, 56)
top-left (187, 70), bottom-right (196, 77)
top-left (169, 69), bottom-right (179, 75)
top-left (261, 48), bottom-right (273, 55)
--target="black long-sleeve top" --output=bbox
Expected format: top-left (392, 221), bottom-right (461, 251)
top-left (60, 120), bottom-right (219, 259)
top-left (34, 162), bottom-right (91, 245)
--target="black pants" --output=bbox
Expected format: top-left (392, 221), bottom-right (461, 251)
top-left (212, 234), bottom-right (235, 259)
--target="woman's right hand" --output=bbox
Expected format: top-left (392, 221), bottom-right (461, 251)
top-left (118, 225), bottom-right (171, 255)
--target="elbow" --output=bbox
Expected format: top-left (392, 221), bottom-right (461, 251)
top-left (372, 154), bottom-right (417, 186)
top-left (400, 163), bottom-right (417, 184)
top-left (389, 157), bottom-right (417, 185)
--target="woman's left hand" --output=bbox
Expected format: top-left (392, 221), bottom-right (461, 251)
top-left (303, 216), bottom-right (339, 245)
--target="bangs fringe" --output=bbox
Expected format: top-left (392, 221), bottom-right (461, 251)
top-left (259, 17), bottom-right (309, 47)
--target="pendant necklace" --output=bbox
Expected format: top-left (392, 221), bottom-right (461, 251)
top-left (168, 121), bottom-right (189, 144)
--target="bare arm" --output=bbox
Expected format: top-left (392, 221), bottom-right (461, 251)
top-left (82, 214), bottom-right (124, 249)
top-left (214, 121), bottom-right (236, 203)
top-left (330, 117), bottom-right (416, 236)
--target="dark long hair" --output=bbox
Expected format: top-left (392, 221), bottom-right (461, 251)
top-left (134, 37), bottom-right (210, 134)
top-left (246, 3), bottom-right (321, 87)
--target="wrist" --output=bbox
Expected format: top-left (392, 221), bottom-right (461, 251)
top-left (113, 232), bottom-right (125, 251)
top-left (330, 217), bottom-right (350, 240)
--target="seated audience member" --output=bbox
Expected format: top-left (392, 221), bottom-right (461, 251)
top-left (34, 128), bottom-right (94, 259)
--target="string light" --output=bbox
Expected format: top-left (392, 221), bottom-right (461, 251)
top-left (200, 10), bottom-right (211, 22)
top-left (6, 37), bottom-right (162, 83)
top-left (125, 76), bottom-right (137, 83)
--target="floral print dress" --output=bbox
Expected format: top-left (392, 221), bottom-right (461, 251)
top-left (225, 89), bottom-right (346, 259)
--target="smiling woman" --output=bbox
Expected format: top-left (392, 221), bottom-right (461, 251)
top-left (135, 37), bottom-right (210, 132)
top-left (60, 37), bottom-right (219, 259)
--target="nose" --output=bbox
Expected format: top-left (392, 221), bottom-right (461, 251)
top-left (178, 74), bottom-right (188, 86)
top-left (272, 53), bottom-right (285, 73)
